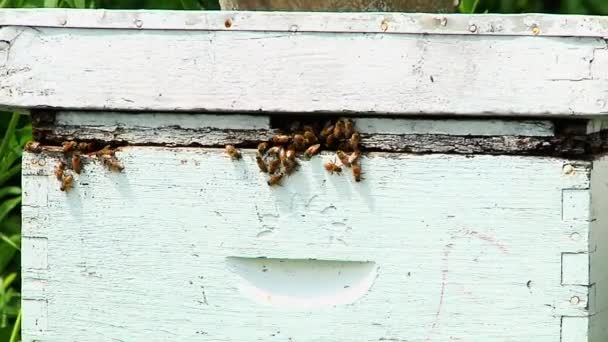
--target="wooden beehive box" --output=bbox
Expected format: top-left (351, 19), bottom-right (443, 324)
top-left (2, 8), bottom-right (608, 341)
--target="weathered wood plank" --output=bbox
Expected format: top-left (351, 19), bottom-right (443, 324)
top-left (2, 24), bottom-right (608, 116)
top-left (1, 9), bottom-right (608, 38)
top-left (22, 148), bottom-right (591, 341)
top-left (590, 154), bottom-right (608, 342)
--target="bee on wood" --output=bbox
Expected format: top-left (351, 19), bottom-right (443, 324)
top-left (292, 134), bottom-right (305, 150)
top-left (333, 120), bottom-right (345, 139)
top-left (71, 153), bottom-right (82, 174)
top-left (77, 142), bottom-right (94, 153)
top-left (303, 131), bottom-right (317, 145)
top-left (272, 134), bottom-right (290, 145)
top-left (286, 148), bottom-right (296, 161)
top-left (267, 158), bottom-right (281, 174)
top-left (102, 154), bottom-right (124, 172)
top-left (320, 123), bottom-right (334, 138)
top-left (348, 151), bottom-right (361, 165)
top-left (62, 140), bottom-right (77, 153)
top-left (282, 159), bottom-right (298, 175)
top-left (96, 145), bottom-right (115, 157)
top-left (344, 119), bottom-right (354, 138)
top-left (225, 145), bottom-right (242, 160)
top-left (352, 161), bottom-right (362, 182)
top-left (267, 146), bottom-right (281, 156)
top-left (324, 160), bottom-right (342, 174)
top-left (325, 134), bottom-right (336, 147)
top-left (60, 173), bottom-right (74, 192)
top-left (349, 133), bottom-right (360, 151)
top-left (24, 141), bottom-right (42, 153)
top-left (54, 161), bottom-right (65, 181)
top-left (255, 155), bottom-right (268, 173)
top-left (278, 147), bottom-right (287, 162)
top-left (257, 142), bottom-right (269, 155)
top-left (304, 144), bottom-right (321, 158)
top-left (267, 173), bottom-right (284, 186)
top-left (336, 150), bottom-right (351, 167)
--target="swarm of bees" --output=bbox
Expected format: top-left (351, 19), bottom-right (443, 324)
top-left (25, 140), bottom-right (124, 192)
top-left (225, 118), bottom-right (363, 186)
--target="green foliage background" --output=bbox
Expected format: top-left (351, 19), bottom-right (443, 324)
top-left (0, 0), bottom-right (606, 341)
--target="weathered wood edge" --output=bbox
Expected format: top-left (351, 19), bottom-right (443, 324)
top-left (1, 9), bottom-right (608, 38)
top-left (31, 111), bottom-right (608, 158)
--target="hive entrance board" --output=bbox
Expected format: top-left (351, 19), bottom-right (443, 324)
top-left (7, 9), bottom-right (608, 342)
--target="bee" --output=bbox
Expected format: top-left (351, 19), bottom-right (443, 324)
top-left (286, 148), bottom-right (296, 161)
top-left (304, 144), bottom-right (321, 158)
top-left (325, 134), bottom-right (336, 147)
top-left (333, 120), bottom-right (345, 139)
top-left (77, 142), bottom-right (94, 153)
top-left (304, 131), bottom-right (318, 145)
top-left (292, 134), bottom-right (305, 150)
top-left (303, 125), bottom-right (316, 133)
top-left (60, 173), bottom-right (74, 192)
top-left (267, 158), bottom-right (281, 174)
top-left (24, 141), bottom-right (42, 153)
top-left (320, 122), bottom-right (334, 138)
top-left (255, 155), bottom-right (268, 173)
top-left (336, 150), bottom-right (351, 167)
top-left (267, 173), bottom-right (284, 186)
top-left (54, 161), bottom-right (65, 180)
top-left (102, 154), bottom-right (124, 172)
top-left (349, 132), bottom-right (361, 150)
top-left (257, 142), bottom-right (269, 155)
top-left (283, 159), bottom-right (298, 175)
top-left (96, 145), bottom-right (115, 157)
top-left (348, 151), bottom-right (361, 164)
top-left (324, 160), bottom-right (342, 174)
top-left (267, 146), bottom-right (281, 156)
top-left (352, 161), bottom-right (362, 182)
top-left (272, 134), bottom-right (290, 145)
top-left (225, 145), bottom-right (242, 160)
top-left (344, 119), bottom-right (354, 138)
top-left (71, 153), bottom-right (82, 174)
top-left (278, 147), bottom-right (287, 162)
top-left (62, 140), bottom-right (77, 153)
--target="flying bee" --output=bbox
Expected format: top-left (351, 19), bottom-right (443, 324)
top-left (292, 134), bottom-right (305, 150)
top-left (336, 150), bottom-right (351, 167)
top-left (255, 155), bottom-right (268, 173)
top-left (348, 151), bottom-right (361, 164)
top-left (225, 145), bottom-right (242, 160)
top-left (267, 173), bottom-right (284, 186)
top-left (344, 119), bottom-right (354, 138)
top-left (60, 173), bottom-right (74, 192)
top-left (257, 142), bottom-right (269, 155)
top-left (54, 161), bottom-right (65, 181)
top-left (352, 161), bottom-right (362, 182)
top-left (349, 132), bottom-right (361, 150)
top-left (324, 160), bottom-right (342, 174)
top-left (303, 131), bottom-right (318, 145)
top-left (62, 140), bottom-right (77, 153)
top-left (272, 134), bottom-right (290, 145)
top-left (267, 158), bottom-right (281, 174)
top-left (71, 153), bottom-right (82, 174)
top-left (333, 120), bottom-right (345, 139)
top-left (24, 141), bottom-right (42, 153)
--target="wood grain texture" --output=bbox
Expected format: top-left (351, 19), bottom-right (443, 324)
top-left (590, 154), bottom-right (608, 342)
top-left (2, 24), bottom-right (608, 116)
top-left (1, 9), bottom-right (608, 37)
top-left (218, 0), bottom-right (454, 12)
top-left (22, 148), bottom-right (593, 341)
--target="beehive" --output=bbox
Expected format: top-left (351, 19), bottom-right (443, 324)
top-left (3, 9), bottom-right (608, 341)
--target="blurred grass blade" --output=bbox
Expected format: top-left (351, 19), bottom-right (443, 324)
top-left (0, 165), bottom-right (21, 186)
top-left (74, 0), bottom-right (84, 8)
top-left (2, 273), bottom-right (16, 290)
top-left (0, 197), bottom-right (21, 225)
top-left (0, 187), bottom-right (20, 201)
top-left (8, 309), bottom-right (19, 342)
top-left (0, 234), bottom-right (19, 252)
top-left (0, 113), bottom-right (20, 173)
top-left (44, 0), bottom-right (58, 6)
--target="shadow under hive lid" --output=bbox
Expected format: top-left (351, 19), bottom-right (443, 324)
top-left (219, 0), bottom-right (455, 12)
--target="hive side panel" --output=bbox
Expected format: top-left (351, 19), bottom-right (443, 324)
top-left (1, 26), bottom-right (607, 116)
top-left (19, 148), bottom-right (590, 341)
top-left (590, 154), bottom-right (608, 342)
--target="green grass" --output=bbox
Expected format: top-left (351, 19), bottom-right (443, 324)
top-left (0, 0), bottom-right (606, 340)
